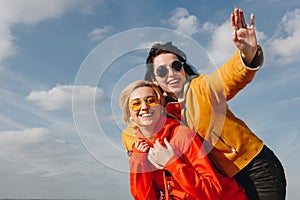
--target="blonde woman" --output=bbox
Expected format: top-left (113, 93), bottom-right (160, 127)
top-left (120, 80), bottom-right (247, 200)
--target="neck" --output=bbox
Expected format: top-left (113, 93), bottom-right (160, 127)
top-left (139, 126), bottom-right (155, 140)
top-left (176, 91), bottom-right (184, 102)
top-left (176, 81), bottom-right (189, 102)
top-left (137, 116), bottom-right (165, 142)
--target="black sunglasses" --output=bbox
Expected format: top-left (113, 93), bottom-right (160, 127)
top-left (155, 60), bottom-right (184, 78)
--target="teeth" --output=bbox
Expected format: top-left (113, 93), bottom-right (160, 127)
top-left (141, 113), bottom-right (152, 117)
top-left (168, 79), bottom-right (179, 84)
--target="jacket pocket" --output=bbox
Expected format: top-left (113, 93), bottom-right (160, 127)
top-left (211, 129), bottom-right (237, 153)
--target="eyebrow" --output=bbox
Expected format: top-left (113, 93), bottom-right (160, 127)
top-left (156, 60), bottom-right (181, 67)
top-left (130, 95), bottom-right (156, 101)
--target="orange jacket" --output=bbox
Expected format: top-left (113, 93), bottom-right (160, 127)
top-left (182, 48), bottom-right (264, 176)
top-left (123, 48), bottom-right (264, 177)
top-left (129, 117), bottom-right (247, 200)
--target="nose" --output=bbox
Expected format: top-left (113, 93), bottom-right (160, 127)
top-left (140, 100), bottom-right (149, 110)
top-left (168, 66), bottom-right (177, 76)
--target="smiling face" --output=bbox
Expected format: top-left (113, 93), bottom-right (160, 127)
top-left (129, 86), bottom-right (162, 131)
top-left (152, 53), bottom-right (187, 98)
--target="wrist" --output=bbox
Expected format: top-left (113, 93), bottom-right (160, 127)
top-left (248, 45), bottom-right (264, 68)
top-left (241, 45), bottom-right (258, 66)
top-left (241, 45), bottom-right (264, 68)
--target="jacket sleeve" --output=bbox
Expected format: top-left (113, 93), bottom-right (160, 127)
top-left (129, 149), bottom-right (160, 200)
top-left (122, 125), bottom-right (138, 153)
top-left (200, 46), bottom-right (264, 102)
top-left (164, 126), bottom-right (222, 200)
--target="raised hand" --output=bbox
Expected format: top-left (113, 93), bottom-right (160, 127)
top-left (231, 7), bottom-right (258, 66)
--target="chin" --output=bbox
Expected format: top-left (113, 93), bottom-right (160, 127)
top-left (142, 121), bottom-right (154, 126)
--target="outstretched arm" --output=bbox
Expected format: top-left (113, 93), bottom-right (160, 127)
top-left (231, 7), bottom-right (258, 66)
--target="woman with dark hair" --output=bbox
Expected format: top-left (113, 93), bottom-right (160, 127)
top-left (122, 8), bottom-right (286, 200)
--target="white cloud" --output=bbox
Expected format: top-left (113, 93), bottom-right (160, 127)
top-left (88, 25), bottom-right (113, 41)
top-left (0, 126), bottom-right (92, 172)
top-left (164, 8), bottom-right (268, 66)
top-left (0, 0), bottom-right (98, 64)
top-left (267, 9), bottom-right (300, 64)
top-left (207, 20), bottom-right (266, 66)
top-left (0, 1), bottom-right (80, 24)
top-left (0, 125), bottom-right (130, 198)
top-left (0, 23), bottom-right (16, 63)
top-left (207, 21), bottom-right (235, 66)
top-left (166, 7), bottom-right (199, 36)
top-left (0, 127), bottom-right (49, 147)
top-left (26, 85), bottom-right (106, 110)
top-left (202, 22), bottom-right (217, 32)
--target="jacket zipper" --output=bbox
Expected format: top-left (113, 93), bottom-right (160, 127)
top-left (211, 129), bottom-right (237, 153)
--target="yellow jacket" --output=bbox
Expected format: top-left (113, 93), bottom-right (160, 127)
top-left (122, 47), bottom-right (264, 177)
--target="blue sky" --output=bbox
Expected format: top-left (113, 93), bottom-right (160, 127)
top-left (0, 0), bottom-right (299, 199)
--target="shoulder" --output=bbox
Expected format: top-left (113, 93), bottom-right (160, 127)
top-left (188, 74), bottom-right (210, 95)
top-left (122, 124), bottom-right (138, 151)
top-left (172, 124), bottom-right (197, 142)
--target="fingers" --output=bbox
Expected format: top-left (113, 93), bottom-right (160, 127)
top-left (148, 148), bottom-right (164, 169)
top-left (134, 139), bottom-right (150, 152)
top-left (234, 7), bottom-right (242, 30)
top-left (148, 138), bottom-right (174, 168)
top-left (230, 12), bottom-right (236, 30)
top-left (231, 7), bottom-right (251, 30)
top-left (153, 138), bottom-right (163, 149)
top-left (164, 138), bottom-right (171, 149)
top-left (249, 13), bottom-right (255, 30)
top-left (153, 138), bottom-right (170, 150)
top-left (148, 156), bottom-right (164, 169)
top-left (240, 9), bottom-right (247, 28)
top-left (231, 12), bottom-right (238, 41)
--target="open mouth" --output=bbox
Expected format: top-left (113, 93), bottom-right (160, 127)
top-left (167, 78), bottom-right (180, 86)
top-left (140, 112), bottom-right (154, 118)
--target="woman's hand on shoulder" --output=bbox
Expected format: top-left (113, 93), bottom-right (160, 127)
top-left (134, 139), bottom-right (150, 153)
top-left (148, 138), bottom-right (175, 169)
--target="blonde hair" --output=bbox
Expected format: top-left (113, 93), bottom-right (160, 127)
top-left (120, 80), bottom-right (165, 123)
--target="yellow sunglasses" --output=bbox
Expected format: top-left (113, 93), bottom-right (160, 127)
top-left (129, 96), bottom-right (158, 111)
